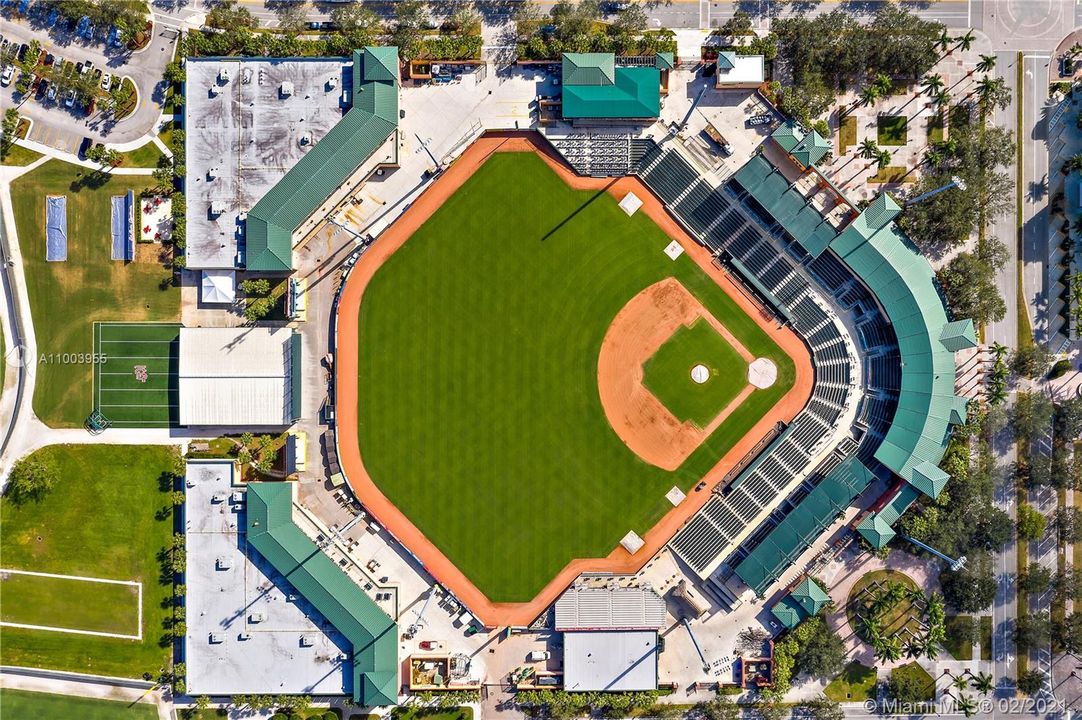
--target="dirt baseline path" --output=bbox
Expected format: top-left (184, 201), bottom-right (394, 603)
top-left (334, 131), bottom-right (814, 627)
top-left (598, 277), bottom-right (757, 471)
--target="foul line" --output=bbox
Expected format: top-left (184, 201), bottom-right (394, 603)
top-left (0, 568), bottom-right (143, 640)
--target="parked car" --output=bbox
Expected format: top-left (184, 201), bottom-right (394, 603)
top-left (77, 136), bottom-right (92, 158)
top-left (528, 651), bottom-right (551, 662)
top-left (100, 72), bottom-right (111, 91)
top-left (419, 640), bottom-right (445, 651)
top-left (747, 114), bottom-right (773, 127)
top-left (35, 78), bottom-right (48, 98)
top-left (16, 42), bottom-right (28, 62)
top-left (46, 83), bottom-right (56, 101)
top-left (65, 89), bottom-right (76, 107)
top-left (0, 64), bottom-right (14, 86)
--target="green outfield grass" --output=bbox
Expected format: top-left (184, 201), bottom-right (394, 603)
top-left (0, 444), bottom-right (177, 677)
top-left (0, 572), bottom-right (141, 636)
top-left (642, 318), bottom-right (746, 427)
top-left (11, 160), bottom-right (179, 427)
top-left (94, 322), bottom-right (180, 427)
top-left (0, 690), bottom-right (158, 719)
top-left (355, 151), bottom-right (795, 602)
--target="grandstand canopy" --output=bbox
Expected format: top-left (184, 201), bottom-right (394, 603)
top-left (734, 457), bottom-right (874, 595)
top-left (555, 587), bottom-right (666, 631)
top-left (246, 482), bottom-right (398, 706)
top-left (561, 53), bottom-right (660, 120)
top-left (178, 327), bottom-right (300, 426)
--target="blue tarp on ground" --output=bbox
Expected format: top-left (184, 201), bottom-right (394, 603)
top-left (45, 195), bottom-right (67, 262)
top-left (110, 191), bottom-right (134, 261)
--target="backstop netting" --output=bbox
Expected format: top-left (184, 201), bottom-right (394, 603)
top-left (110, 190), bottom-right (134, 262)
top-left (45, 195), bottom-right (67, 262)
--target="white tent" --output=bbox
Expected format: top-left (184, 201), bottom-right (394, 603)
top-left (201, 270), bottom-right (236, 304)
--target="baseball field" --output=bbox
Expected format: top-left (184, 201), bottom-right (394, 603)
top-left (341, 135), bottom-right (809, 611)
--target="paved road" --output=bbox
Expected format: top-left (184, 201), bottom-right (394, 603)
top-left (1021, 52), bottom-right (1053, 345)
top-left (0, 15), bottom-right (177, 154)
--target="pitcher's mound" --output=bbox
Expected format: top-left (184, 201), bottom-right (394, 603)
top-left (748, 358), bottom-right (778, 389)
top-left (690, 364), bottom-right (709, 384)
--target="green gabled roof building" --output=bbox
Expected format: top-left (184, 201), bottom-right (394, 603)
top-left (246, 48), bottom-right (400, 272)
top-left (770, 120), bottom-right (830, 168)
top-left (246, 482), bottom-right (398, 706)
top-left (770, 577), bottom-right (831, 630)
top-left (561, 52), bottom-right (660, 121)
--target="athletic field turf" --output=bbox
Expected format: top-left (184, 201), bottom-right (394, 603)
top-left (0, 445), bottom-right (177, 677)
top-left (0, 572), bottom-right (141, 636)
top-left (94, 322), bottom-right (180, 427)
top-left (356, 152), bottom-right (795, 602)
top-left (642, 318), bottom-right (746, 427)
top-left (0, 690), bottom-right (158, 719)
top-left (10, 160), bottom-right (179, 427)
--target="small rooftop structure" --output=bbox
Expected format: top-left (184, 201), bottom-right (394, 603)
top-left (771, 120), bottom-right (831, 169)
top-left (770, 577), bottom-right (830, 630)
top-left (200, 270), bottom-right (236, 304)
top-left (555, 586), bottom-right (667, 632)
top-left (560, 53), bottom-right (660, 121)
top-left (178, 327), bottom-right (300, 426)
top-left (713, 51), bottom-right (764, 88)
top-left (562, 631), bottom-right (659, 692)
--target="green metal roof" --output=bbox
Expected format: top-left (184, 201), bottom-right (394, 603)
top-left (857, 513), bottom-right (896, 549)
top-left (289, 331), bottom-right (302, 421)
top-left (791, 577), bottom-right (831, 616)
top-left (940, 319), bottom-right (978, 352)
top-left (771, 596), bottom-right (805, 629)
top-left (245, 48), bottom-right (400, 272)
top-left (655, 52), bottom-right (675, 71)
top-left (829, 201), bottom-right (967, 486)
top-left (562, 67), bottom-right (660, 119)
top-left (562, 53), bottom-right (616, 85)
top-left (769, 120), bottom-right (829, 168)
top-left (733, 154), bottom-right (838, 257)
top-left (717, 51), bottom-right (736, 70)
top-left (734, 457), bottom-right (873, 595)
top-left (246, 482), bottom-right (398, 706)
top-left (909, 460), bottom-right (949, 498)
top-left (877, 484), bottom-right (920, 526)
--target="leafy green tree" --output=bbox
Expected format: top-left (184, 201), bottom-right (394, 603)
top-left (276, 2), bottom-right (309, 34)
top-left (1017, 504), bottom-right (1048, 541)
top-left (941, 553), bottom-right (996, 612)
top-left (1017, 669), bottom-right (1046, 696)
top-left (1016, 611), bottom-right (1051, 651)
top-left (795, 618), bottom-right (846, 678)
top-left (1019, 564), bottom-right (1054, 594)
top-left (6, 457), bottom-right (59, 504)
top-left (1055, 612), bottom-right (1082, 653)
top-left (1011, 343), bottom-right (1053, 378)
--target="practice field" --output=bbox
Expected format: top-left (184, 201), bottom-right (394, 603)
top-left (352, 149), bottom-right (797, 603)
top-left (0, 690), bottom-right (158, 720)
top-left (0, 570), bottom-right (141, 638)
top-left (10, 160), bottom-right (179, 428)
top-left (642, 318), bottom-right (747, 428)
top-left (94, 322), bottom-right (180, 427)
top-left (0, 444), bottom-right (177, 677)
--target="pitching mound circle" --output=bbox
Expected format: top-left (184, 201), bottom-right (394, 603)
top-left (748, 358), bottom-right (778, 389)
top-left (691, 364), bottom-right (710, 384)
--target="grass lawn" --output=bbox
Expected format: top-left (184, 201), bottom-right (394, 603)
top-left (824, 661), bottom-right (877, 702)
top-left (1, 144), bottom-right (43, 166)
top-left (119, 141), bottom-right (164, 168)
top-left (356, 151), bottom-right (794, 602)
top-left (877, 114), bottom-right (908, 146)
top-left (944, 615), bottom-right (974, 660)
top-left (847, 569), bottom-right (924, 642)
top-left (928, 112), bottom-right (945, 145)
top-left (838, 113), bottom-right (857, 154)
top-left (642, 318), bottom-right (746, 428)
top-left (869, 166), bottom-right (911, 184)
top-left (11, 160), bottom-right (180, 427)
top-left (0, 690), bottom-right (158, 719)
top-left (389, 709), bottom-right (473, 720)
top-left (980, 615), bottom-right (993, 661)
top-left (890, 662), bottom-right (935, 702)
top-left (0, 444), bottom-right (177, 677)
top-left (0, 572), bottom-right (141, 635)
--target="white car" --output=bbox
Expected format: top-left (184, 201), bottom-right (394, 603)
top-left (46, 84), bottom-right (56, 101)
top-left (100, 72), bottom-right (111, 91)
top-left (0, 65), bottom-right (14, 86)
top-left (65, 90), bottom-right (76, 108)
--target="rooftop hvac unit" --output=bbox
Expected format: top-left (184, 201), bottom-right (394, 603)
top-left (218, 67), bottom-right (230, 83)
top-left (216, 556), bottom-right (231, 570)
top-left (210, 201), bottom-right (227, 217)
top-left (211, 492), bottom-right (225, 503)
top-left (209, 633), bottom-right (224, 644)
top-left (208, 84), bottom-right (220, 97)
top-left (327, 75), bottom-right (338, 90)
top-left (280, 81), bottom-right (294, 97)
top-left (238, 632), bottom-right (251, 640)
top-left (241, 67), bottom-right (252, 84)
top-left (299, 133), bottom-right (311, 146)
top-left (300, 635), bottom-right (314, 647)
top-left (249, 612), bottom-right (266, 623)
top-left (231, 490), bottom-right (244, 504)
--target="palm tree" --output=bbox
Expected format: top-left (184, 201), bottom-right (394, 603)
top-left (904, 639), bottom-right (924, 659)
top-left (924, 150), bottom-right (943, 169)
top-left (936, 29), bottom-right (953, 54)
top-left (971, 671), bottom-right (994, 695)
top-left (975, 75), bottom-right (1010, 115)
top-left (957, 694), bottom-right (978, 718)
top-left (1064, 152), bottom-right (1082, 175)
top-left (859, 138), bottom-right (880, 159)
top-left (874, 636), bottom-right (903, 664)
top-left (921, 73), bottom-right (944, 96)
top-left (992, 341), bottom-right (1009, 359)
top-left (955, 30), bottom-right (976, 52)
top-left (876, 149), bottom-right (892, 170)
top-left (922, 636), bottom-right (940, 660)
top-left (953, 674), bottom-right (970, 693)
top-left (873, 73), bottom-right (893, 97)
top-left (860, 85), bottom-right (881, 107)
top-left (977, 53), bottom-right (997, 73)
top-left (932, 88), bottom-right (951, 108)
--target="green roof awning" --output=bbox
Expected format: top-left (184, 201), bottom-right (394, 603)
top-left (791, 577), bottom-right (831, 616)
top-left (771, 596), bottom-right (805, 629)
top-left (940, 319), bottom-right (978, 351)
top-left (857, 513), bottom-right (896, 549)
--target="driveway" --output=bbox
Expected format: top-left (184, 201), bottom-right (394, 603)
top-left (0, 14), bottom-right (178, 155)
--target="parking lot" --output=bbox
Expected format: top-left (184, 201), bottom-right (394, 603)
top-left (0, 6), bottom-right (177, 155)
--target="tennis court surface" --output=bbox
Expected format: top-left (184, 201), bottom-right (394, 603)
top-left (93, 322), bottom-right (180, 427)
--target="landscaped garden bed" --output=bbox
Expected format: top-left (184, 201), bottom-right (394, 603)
top-left (877, 114), bottom-right (908, 146)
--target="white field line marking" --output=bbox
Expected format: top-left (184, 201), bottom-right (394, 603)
top-left (0, 568), bottom-right (143, 640)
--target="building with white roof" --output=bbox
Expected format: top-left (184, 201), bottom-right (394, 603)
top-left (178, 327), bottom-right (300, 426)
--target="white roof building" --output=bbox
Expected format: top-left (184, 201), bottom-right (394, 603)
top-left (714, 51), bottom-right (764, 88)
top-left (563, 631), bottom-right (659, 692)
top-left (200, 270), bottom-right (236, 304)
top-left (178, 327), bottom-right (299, 426)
